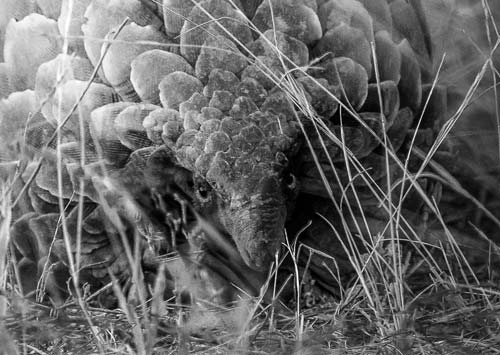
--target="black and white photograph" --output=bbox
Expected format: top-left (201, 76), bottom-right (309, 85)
top-left (0, 0), bottom-right (499, 353)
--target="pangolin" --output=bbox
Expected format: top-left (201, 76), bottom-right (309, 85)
top-left (0, 0), bottom-right (455, 304)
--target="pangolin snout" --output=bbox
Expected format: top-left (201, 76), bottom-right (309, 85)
top-left (243, 230), bottom-right (285, 271)
top-left (225, 187), bottom-right (288, 271)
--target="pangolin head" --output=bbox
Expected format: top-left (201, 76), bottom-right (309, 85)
top-left (139, 22), bottom-right (308, 271)
top-left (168, 93), bottom-right (301, 271)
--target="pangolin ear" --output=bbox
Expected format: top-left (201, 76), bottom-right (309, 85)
top-left (145, 145), bottom-right (195, 201)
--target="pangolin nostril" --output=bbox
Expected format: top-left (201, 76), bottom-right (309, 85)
top-left (246, 234), bottom-right (283, 271)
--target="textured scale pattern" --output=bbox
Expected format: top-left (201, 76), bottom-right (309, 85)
top-left (0, 0), bottom-right (450, 304)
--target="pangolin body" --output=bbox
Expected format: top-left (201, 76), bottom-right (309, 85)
top-left (0, 0), bottom-right (449, 304)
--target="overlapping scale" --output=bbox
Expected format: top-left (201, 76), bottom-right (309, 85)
top-left (23, 115), bottom-right (74, 153)
top-left (318, 0), bottom-right (374, 42)
top-left (3, 13), bottom-right (62, 91)
top-left (130, 50), bottom-right (194, 104)
top-left (397, 39), bottom-right (422, 111)
top-left (36, 0), bottom-right (62, 19)
top-left (0, 90), bottom-right (40, 159)
top-left (0, 63), bottom-right (13, 99)
top-left (11, 212), bottom-right (43, 264)
top-left (322, 56), bottom-right (369, 110)
top-left (252, 0), bottom-right (322, 45)
top-left (10, 213), bottom-right (42, 294)
top-left (89, 102), bottom-right (135, 166)
top-left (314, 22), bottom-right (372, 75)
top-left (101, 22), bottom-right (171, 101)
top-left (389, 0), bottom-right (428, 59)
top-left (248, 30), bottom-right (309, 69)
top-left (180, 0), bottom-right (252, 65)
top-left (47, 80), bottom-right (119, 136)
top-left (357, 0), bottom-right (391, 33)
top-left (195, 34), bottom-right (249, 83)
top-left (417, 83), bottom-right (447, 132)
top-left (374, 30), bottom-right (401, 83)
top-left (159, 71), bottom-right (204, 110)
top-left (139, 0), bottom-right (163, 18)
top-left (0, 0), bottom-right (38, 62)
top-left (114, 103), bottom-right (159, 150)
top-left (362, 80), bottom-right (400, 126)
top-left (58, 0), bottom-right (93, 56)
top-left (82, 0), bottom-right (163, 82)
top-left (297, 76), bottom-right (339, 118)
top-left (238, 0), bottom-right (264, 19)
top-left (162, 0), bottom-right (194, 35)
top-left (35, 157), bottom-right (75, 199)
top-left (23, 205), bottom-right (133, 291)
top-left (143, 108), bottom-right (183, 145)
top-left (386, 107), bottom-right (414, 151)
top-left (35, 54), bottom-right (95, 120)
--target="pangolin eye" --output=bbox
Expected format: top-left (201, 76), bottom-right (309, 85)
top-left (195, 183), bottom-right (212, 202)
top-left (284, 173), bottom-right (297, 190)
